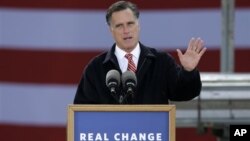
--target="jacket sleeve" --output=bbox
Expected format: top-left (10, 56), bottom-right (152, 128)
top-left (73, 63), bottom-right (100, 104)
top-left (165, 54), bottom-right (201, 101)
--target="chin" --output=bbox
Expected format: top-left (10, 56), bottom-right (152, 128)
top-left (124, 43), bottom-right (136, 49)
top-left (124, 46), bottom-right (135, 51)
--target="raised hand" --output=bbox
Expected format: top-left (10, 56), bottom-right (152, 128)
top-left (176, 37), bottom-right (207, 71)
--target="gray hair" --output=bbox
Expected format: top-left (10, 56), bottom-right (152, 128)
top-left (106, 1), bottom-right (140, 26)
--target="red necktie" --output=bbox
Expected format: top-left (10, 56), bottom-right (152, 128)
top-left (125, 53), bottom-right (136, 72)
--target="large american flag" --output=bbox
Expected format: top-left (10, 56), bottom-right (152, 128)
top-left (0, 0), bottom-right (249, 141)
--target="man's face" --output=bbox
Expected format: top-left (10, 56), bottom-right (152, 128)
top-left (109, 8), bottom-right (140, 52)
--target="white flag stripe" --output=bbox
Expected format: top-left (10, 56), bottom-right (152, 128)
top-left (0, 82), bottom-right (75, 125)
top-left (1, 8), bottom-right (250, 51)
top-left (1, 82), bottom-right (250, 125)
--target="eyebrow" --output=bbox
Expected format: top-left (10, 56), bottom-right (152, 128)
top-left (114, 21), bottom-right (135, 27)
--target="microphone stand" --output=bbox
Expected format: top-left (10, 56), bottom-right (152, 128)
top-left (120, 88), bottom-right (135, 104)
top-left (110, 89), bottom-right (123, 104)
top-left (119, 95), bottom-right (124, 104)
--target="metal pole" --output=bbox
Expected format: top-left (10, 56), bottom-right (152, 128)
top-left (221, 0), bottom-right (235, 73)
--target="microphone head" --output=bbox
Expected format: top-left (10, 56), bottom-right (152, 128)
top-left (121, 71), bottom-right (137, 89)
top-left (106, 69), bottom-right (120, 87)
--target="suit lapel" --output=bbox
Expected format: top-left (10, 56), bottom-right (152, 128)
top-left (136, 43), bottom-right (155, 85)
top-left (103, 44), bottom-right (122, 74)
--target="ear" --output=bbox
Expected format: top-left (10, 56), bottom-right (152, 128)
top-left (109, 26), bottom-right (115, 38)
top-left (109, 26), bottom-right (112, 32)
top-left (108, 23), bottom-right (114, 32)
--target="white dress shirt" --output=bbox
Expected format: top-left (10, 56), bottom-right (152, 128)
top-left (114, 43), bottom-right (141, 73)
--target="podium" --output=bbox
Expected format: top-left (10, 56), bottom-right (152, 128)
top-left (67, 105), bottom-right (176, 141)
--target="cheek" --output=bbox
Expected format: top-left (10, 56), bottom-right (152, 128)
top-left (132, 26), bottom-right (140, 35)
top-left (133, 29), bottom-right (140, 38)
top-left (111, 31), bottom-right (118, 39)
top-left (112, 32), bottom-right (123, 42)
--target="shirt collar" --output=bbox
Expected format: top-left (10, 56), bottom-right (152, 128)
top-left (114, 43), bottom-right (140, 60)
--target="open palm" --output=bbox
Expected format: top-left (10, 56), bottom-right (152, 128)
top-left (177, 38), bottom-right (207, 71)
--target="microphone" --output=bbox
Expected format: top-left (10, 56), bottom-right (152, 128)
top-left (106, 70), bottom-right (121, 95)
top-left (122, 71), bottom-right (137, 98)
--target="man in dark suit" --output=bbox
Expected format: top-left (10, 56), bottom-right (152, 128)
top-left (74, 1), bottom-right (206, 104)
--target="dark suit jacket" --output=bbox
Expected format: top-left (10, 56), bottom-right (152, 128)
top-left (74, 43), bottom-right (201, 104)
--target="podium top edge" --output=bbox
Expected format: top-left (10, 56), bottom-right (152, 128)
top-left (68, 104), bottom-right (176, 112)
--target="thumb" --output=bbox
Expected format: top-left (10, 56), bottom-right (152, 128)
top-left (176, 49), bottom-right (183, 59)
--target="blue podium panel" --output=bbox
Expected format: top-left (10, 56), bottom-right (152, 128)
top-left (74, 111), bottom-right (168, 141)
top-left (67, 105), bottom-right (175, 141)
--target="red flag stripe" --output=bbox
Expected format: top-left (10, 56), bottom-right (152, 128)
top-left (0, 48), bottom-right (98, 84)
top-left (1, 47), bottom-right (250, 84)
top-left (0, 0), bottom-right (229, 10)
top-left (1, 0), bottom-right (250, 10)
top-left (0, 124), bottom-right (216, 141)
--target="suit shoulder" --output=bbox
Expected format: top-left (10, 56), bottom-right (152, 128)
top-left (83, 51), bottom-right (107, 72)
top-left (88, 51), bottom-right (107, 64)
top-left (146, 46), bottom-right (174, 60)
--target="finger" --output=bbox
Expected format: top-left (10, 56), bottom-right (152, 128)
top-left (176, 49), bottom-right (183, 58)
top-left (198, 47), bottom-right (207, 57)
top-left (188, 38), bottom-right (195, 50)
top-left (193, 37), bottom-right (201, 51)
top-left (196, 39), bottom-right (204, 53)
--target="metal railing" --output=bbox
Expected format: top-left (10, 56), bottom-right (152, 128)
top-left (172, 73), bottom-right (250, 127)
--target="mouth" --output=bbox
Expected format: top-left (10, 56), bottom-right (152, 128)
top-left (123, 37), bottom-right (133, 41)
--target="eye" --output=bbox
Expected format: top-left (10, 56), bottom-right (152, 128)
top-left (115, 24), bottom-right (123, 30)
top-left (128, 22), bottom-right (135, 26)
top-left (115, 24), bottom-right (122, 28)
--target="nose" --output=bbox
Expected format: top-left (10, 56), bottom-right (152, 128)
top-left (123, 25), bottom-right (130, 34)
